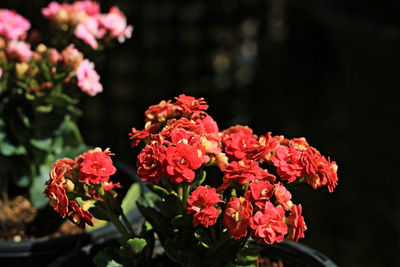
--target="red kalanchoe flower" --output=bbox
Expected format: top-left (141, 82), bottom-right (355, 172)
top-left (47, 158), bottom-right (77, 185)
top-left (137, 141), bottom-right (167, 184)
top-left (79, 148), bottom-right (116, 185)
top-left (165, 142), bottom-right (203, 183)
top-left (102, 181), bottom-right (122, 191)
top-left (273, 183), bottom-right (292, 211)
top-left (300, 147), bottom-right (338, 192)
top-left (250, 202), bottom-right (288, 244)
top-left (145, 100), bottom-right (176, 123)
top-left (43, 184), bottom-right (69, 218)
top-left (67, 200), bottom-right (94, 229)
top-left (174, 94), bottom-right (209, 116)
top-left (222, 125), bottom-right (258, 161)
top-left (223, 159), bottom-right (275, 185)
top-left (187, 186), bottom-right (223, 227)
top-left (246, 132), bottom-right (281, 161)
top-left (271, 146), bottom-right (305, 182)
top-left (223, 197), bottom-right (253, 239)
top-left (286, 204), bottom-right (307, 242)
top-left (245, 180), bottom-right (274, 210)
top-left (129, 127), bottom-right (150, 147)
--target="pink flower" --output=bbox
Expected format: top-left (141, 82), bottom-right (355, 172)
top-left (61, 44), bottom-right (83, 69)
top-left (41, 2), bottom-right (63, 20)
top-left (76, 59), bottom-right (103, 96)
top-left (79, 148), bottom-right (116, 185)
top-left (250, 202), bottom-right (287, 244)
top-left (99, 6), bottom-right (133, 43)
top-left (6, 40), bottom-right (33, 62)
top-left (50, 48), bottom-right (62, 64)
top-left (0, 67), bottom-right (2, 79)
top-left (223, 197), bottom-right (253, 239)
top-left (0, 9), bottom-right (30, 40)
top-left (74, 17), bottom-right (105, 49)
top-left (72, 1), bottom-right (101, 16)
top-left (187, 186), bottom-right (223, 227)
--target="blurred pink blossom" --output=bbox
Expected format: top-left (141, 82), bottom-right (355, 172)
top-left (6, 40), bottom-right (33, 62)
top-left (0, 9), bottom-right (30, 40)
top-left (76, 59), bottom-right (102, 96)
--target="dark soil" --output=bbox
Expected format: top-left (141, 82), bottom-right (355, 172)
top-left (0, 195), bottom-right (83, 242)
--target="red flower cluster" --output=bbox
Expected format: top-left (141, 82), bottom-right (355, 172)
top-left (44, 148), bottom-right (119, 228)
top-left (130, 95), bottom-right (338, 246)
top-left (187, 186), bottom-right (223, 227)
top-left (132, 94), bottom-right (222, 184)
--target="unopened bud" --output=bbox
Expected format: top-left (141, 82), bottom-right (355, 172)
top-left (81, 199), bottom-right (95, 211)
top-left (65, 179), bottom-right (75, 192)
top-left (36, 43), bottom-right (47, 54)
top-left (15, 62), bottom-right (29, 79)
top-left (0, 37), bottom-right (6, 49)
top-left (55, 9), bottom-right (69, 24)
top-left (216, 152), bottom-right (229, 169)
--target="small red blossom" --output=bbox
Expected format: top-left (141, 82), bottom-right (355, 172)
top-left (245, 180), bottom-right (274, 210)
top-left (273, 183), bottom-right (292, 211)
top-left (222, 125), bottom-right (258, 161)
top-left (129, 127), bottom-right (150, 147)
top-left (137, 141), bottom-right (167, 184)
top-left (43, 184), bottom-right (69, 218)
top-left (250, 202), bottom-right (287, 245)
top-left (223, 197), bottom-right (253, 239)
top-left (246, 132), bottom-right (280, 161)
top-left (174, 94), bottom-right (209, 117)
top-left (47, 158), bottom-right (77, 185)
top-left (102, 181), bottom-right (122, 191)
top-left (165, 142), bottom-right (203, 183)
top-left (145, 100), bottom-right (176, 123)
top-left (301, 147), bottom-right (338, 192)
top-left (67, 200), bottom-right (94, 229)
top-left (223, 160), bottom-right (274, 185)
top-left (286, 204), bottom-right (307, 242)
top-left (187, 186), bottom-right (223, 227)
top-left (79, 148), bottom-right (116, 185)
top-left (271, 146), bottom-right (305, 182)
top-left (160, 118), bottom-right (203, 140)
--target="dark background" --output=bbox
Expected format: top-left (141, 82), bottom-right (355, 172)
top-left (1, 0), bottom-right (399, 266)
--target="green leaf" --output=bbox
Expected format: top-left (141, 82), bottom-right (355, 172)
top-left (126, 238), bottom-right (147, 254)
top-left (121, 183), bottom-right (140, 214)
top-left (93, 248), bottom-right (123, 267)
top-left (30, 138), bottom-right (53, 151)
top-left (15, 175), bottom-right (30, 187)
top-left (30, 163), bottom-right (52, 208)
top-left (45, 93), bottom-right (78, 107)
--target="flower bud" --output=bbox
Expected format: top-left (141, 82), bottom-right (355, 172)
top-left (36, 43), bottom-right (47, 54)
top-left (65, 179), bottom-right (75, 192)
top-left (55, 9), bottom-right (69, 23)
top-left (15, 62), bottom-right (29, 79)
top-left (81, 199), bottom-right (95, 211)
top-left (216, 152), bottom-right (229, 169)
top-left (0, 37), bottom-right (6, 49)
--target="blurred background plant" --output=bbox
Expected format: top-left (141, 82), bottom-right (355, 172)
top-left (0, 0), bottom-right (399, 266)
top-left (0, 0), bottom-right (132, 240)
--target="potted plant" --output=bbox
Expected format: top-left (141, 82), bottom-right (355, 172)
top-left (0, 1), bottom-right (134, 265)
top-left (44, 94), bottom-right (339, 266)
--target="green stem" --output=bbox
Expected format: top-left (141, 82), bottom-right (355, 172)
top-left (177, 184), bottom-right (183, 199)
top-left (121, 212), bottom-right (135, 237)
top-left (108, 212), bottom-right (132, 243)
top-left (210, 225), bottom-right (218, 244)
top-left (182, 183), bottom-right (191, 211)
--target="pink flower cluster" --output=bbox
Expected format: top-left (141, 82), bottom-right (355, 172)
top-left (43, 148), bottom-right (120, 228)
top-left (0, 9), bottom-right (33, 63)
top-left (131, 95), bottom-right (339, 245)
top-left (42, 1), bottom-right (133, 49)
top-left (0, 9), bottom-right (30, 40)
